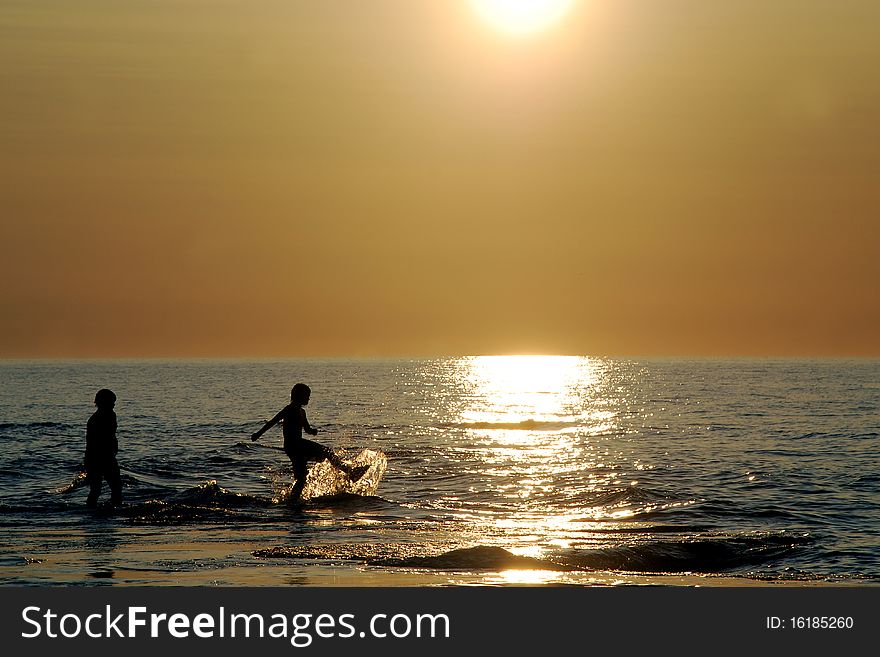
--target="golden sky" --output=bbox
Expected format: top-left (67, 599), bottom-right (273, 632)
top-left (1, 0), bottom-right (878, 357)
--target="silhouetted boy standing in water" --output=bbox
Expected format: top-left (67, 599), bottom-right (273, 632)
top-left (85, 388), bottom-right (122, 508)
top-left (252, 383), bottom-right (367, 501)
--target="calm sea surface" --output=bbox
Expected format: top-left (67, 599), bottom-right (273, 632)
top-left (1, 357), bottom-right (878, 586)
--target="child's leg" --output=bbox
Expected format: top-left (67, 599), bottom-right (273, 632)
top-left (85, 468), bottom-right (102, 507)
top-left (289, 453), bottom-right (308, 501)
top-left (326, 450), bottom-right (351, 473)
top-left (303, 438), bottom-right (352, 474)
top-left (106, 458), bottom-right (123, 505)
top-left (317, 443), bottom-right (366, 481)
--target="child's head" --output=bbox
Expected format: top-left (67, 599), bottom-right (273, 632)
top-left (94, 388), bottom-right (116, 410)
top-left (291, 383), bottom-right (311, 405)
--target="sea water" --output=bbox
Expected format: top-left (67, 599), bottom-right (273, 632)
top-left (0, 357), bottom-right (878, 586)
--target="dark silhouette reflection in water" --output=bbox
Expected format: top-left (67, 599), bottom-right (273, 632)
top-left (82, 514), bottom-right (121, 583)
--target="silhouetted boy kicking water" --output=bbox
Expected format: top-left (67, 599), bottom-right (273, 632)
top-left (251, 383), bottom-right (368, 502)
top-left (85, 388), bottom-right (123, 508)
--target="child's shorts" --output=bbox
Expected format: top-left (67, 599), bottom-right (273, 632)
top-left (285, 439), bottom-right (333, 480)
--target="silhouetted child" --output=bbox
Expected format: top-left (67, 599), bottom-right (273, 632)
top-left (251, 383), bottom-right (367, 501)
top-left (84, 388), bottom-right (122, 508)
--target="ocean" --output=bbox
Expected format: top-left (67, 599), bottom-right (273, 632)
top-left (1, 357), bottom-right (878, 586)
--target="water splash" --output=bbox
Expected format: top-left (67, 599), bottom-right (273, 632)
top-left (274, 449), bottom-right (387, 503)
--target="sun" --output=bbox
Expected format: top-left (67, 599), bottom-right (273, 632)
top-left (471, 0), bottom-right (574, 35)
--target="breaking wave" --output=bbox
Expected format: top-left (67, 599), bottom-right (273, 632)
top-left (376, 533), bottom-right (812, 573)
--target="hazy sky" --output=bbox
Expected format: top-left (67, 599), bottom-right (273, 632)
top-left (1, 0), bottom-right (878, 357)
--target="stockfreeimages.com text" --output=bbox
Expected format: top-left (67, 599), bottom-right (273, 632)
top-left (22, 605), bottom-right (451, 647)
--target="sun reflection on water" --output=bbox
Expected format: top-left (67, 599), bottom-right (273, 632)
top-left (493, 569), bottom-right (565, 585)
top-left (437, 356), bottom-right (674, 569)
top-left (458, 355), bottom-right (595, 425)
top-left (433, 355), bottom-right (676, 570)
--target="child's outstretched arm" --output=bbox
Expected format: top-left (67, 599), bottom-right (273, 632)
top-left (251, 407), bottom-right (286, 441)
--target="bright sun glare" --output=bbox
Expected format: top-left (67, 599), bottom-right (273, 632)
top-left (461, 355), bottom-right (593, 426)
top-left (472, 0), bottom-right (574, 35)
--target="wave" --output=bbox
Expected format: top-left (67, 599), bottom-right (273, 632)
top-left (123, 470), bottom-right (392, 523)
top-left (117, 481), bottom-right (276, 524)
top-left (563, 487), bottom-right (698, 521)
top-left (46, 469), bottom-right (177, 496)
top-left (585, 524), bottom-right (714, 534)
top-left (48, 472), bottom-right (88, 494)
top-left (0, 421), bottom-right (71, 430)
top-left (586, 486), bottom-right (676, 507)
top-left (850, 474), bottom-right (880, 490)
top-left (12, 455), bottom-right (389, 522)
top-left (121, 501), bottom-right (267, 525)
top-left (558, 532), bottom-right (813, 573)
top-left (439, 419), bottom-right (580, 432)
top-left (378, 546), bottom-right (563, 571)
top-left (233, 441), bottom-right (284, 452)
top-left (696, 501), bottom-right (806, 521)
top-left (790, 431), bottom-right (880, 441)
top-left (167, 480), bottom-right (274, 508)
top-left (375, 533), bottom-right (812, 574)
top-left (0, 499), bottom-right (84, 515)
top-left (300, 493), bottom-right (397, 512)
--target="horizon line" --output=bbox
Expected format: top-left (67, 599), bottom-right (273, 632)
top-left (2, 353), bottom-right (879, 362)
